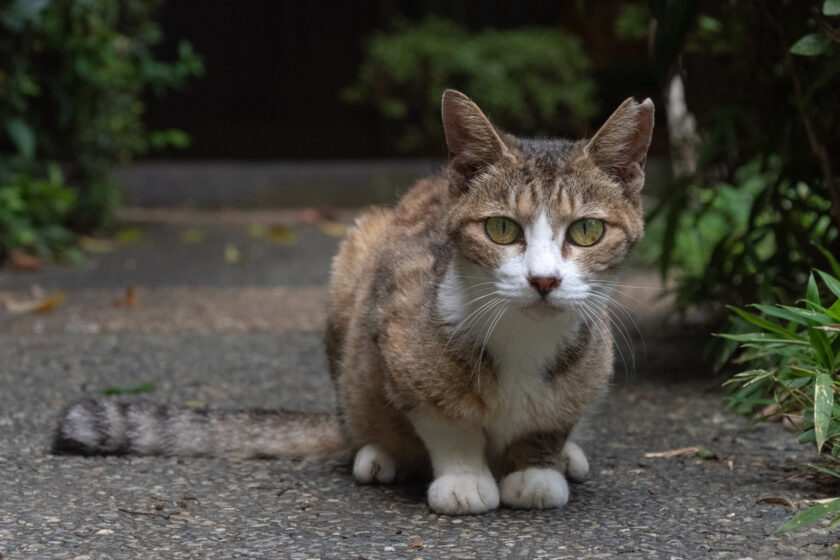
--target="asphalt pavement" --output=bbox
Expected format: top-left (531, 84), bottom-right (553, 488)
top-left (0, 210), bottom-right (836, 559)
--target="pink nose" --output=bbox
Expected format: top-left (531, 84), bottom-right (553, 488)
top-left (529, 276), bottom-right (560, 297)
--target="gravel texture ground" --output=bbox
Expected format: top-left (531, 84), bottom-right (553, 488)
top-left (0, 212), bottom-right (837, 559)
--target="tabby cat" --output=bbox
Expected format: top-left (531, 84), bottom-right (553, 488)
top-left (54, 90), bottom-right (654, 515)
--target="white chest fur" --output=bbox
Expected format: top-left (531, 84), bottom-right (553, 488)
top-left (436, 265), bottom-right (584, 454)
top-left (482, 309), bottom-right (582, 454)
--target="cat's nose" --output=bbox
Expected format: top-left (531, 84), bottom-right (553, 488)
top-left (529, 276), bottom-right (560, 297)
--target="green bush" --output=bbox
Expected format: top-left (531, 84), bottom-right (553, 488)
top-left (0, 0), bottom-right (202, 262)
top-left (637, 1), bottom-right (840, 313)
top-left (344, 18), bottom-right (598, 152)
top-left (721, 267), bottom-right (840, 549)
top-left (0, 164), bottom-right (79, 262)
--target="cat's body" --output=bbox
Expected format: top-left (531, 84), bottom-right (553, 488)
top-left (54, 90), bottom-right (654, 515)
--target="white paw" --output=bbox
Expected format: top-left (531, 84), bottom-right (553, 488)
top-left (560, 441), bottom-right (589, 482)
top-left (352, 444), bottom-right (396, 484)
top-left (427, 471), bottom-right (500, 515)
top-left (500, 467), bottom-right (569, 509)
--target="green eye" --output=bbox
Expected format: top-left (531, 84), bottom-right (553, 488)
top-left (485, 216), bottom-right (522, 245)
top-left (567, 218), bottom-right (605, 247)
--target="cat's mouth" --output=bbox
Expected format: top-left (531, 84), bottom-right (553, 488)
top-left (520, 300), bottom-right (567, 318)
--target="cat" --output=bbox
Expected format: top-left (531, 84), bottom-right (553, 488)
top-left (54, 89), bottom-right (654, 515)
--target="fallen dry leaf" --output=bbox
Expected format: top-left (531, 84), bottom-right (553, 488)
top-left (266, 225), bottom-right (296, 244)
top-left (409, 539), bottom-right (423, 550)
top-left (806, 497), bottom-right (840, 505)
top-left (79, 236), bottom-right (117, 253)
top-left (114, 285), bottom-right (137, 308)
top-left (185, 400), bottom-right (206, 408)
top-left (224, 243), bottom-right (242, 264)
top-left (249, 223), bottom-right (297, 244)
top-left (644, 446), bottom-right (699, 458)
top-left (756, 497), bottom-right (796, 508)
top-left (9, 250), bottom-right (43, 271)
top-left (116, 227), bottom-right (143, 245)
top-left (2, 291), bottom-right (66, 314)
top-left (248, 223), bottom-right (267, 238)
top-left (319, 221), bottom-right (348, 238)
top-left (179, 228), bottom-right (205, 244)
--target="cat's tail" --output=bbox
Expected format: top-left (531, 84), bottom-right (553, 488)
top-left (52, 398), bottom-right (350, 460)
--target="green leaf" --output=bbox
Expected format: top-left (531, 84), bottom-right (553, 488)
top-left (751, 304), bottom-right (833, 326)
top-left (777, 499), bottom-right (840, 533)
top-left (799, 429), bottom-right (817, 444)
top-left (825, 0), bottom-right (840, 16)
top-left (716, 332), bottom-right (810, 345)
top-left (809, 462), bottom-right (840, 479)
top-left (98, 381), bottom-right (156, 395)
top-left (817, 270), bottom-right (840, 301)
top-left (805, 301), bottom-right (840, 322)
top-left (809, 327), bottom-right (834, 371)
top-left (790, 33), bottom-right (831, 56)
top-left (6, 119), bottom-right (36, 159)
top-left (807, 273), bottom-right (821, 311)
top-left (727, 306), bottom-right (805, 341)
top-left (696, 445), bottom-right (718, 460)
top-left (816, 374), bottom-right (835, 452)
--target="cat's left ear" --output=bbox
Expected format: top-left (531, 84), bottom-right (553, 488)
top-left (584, 98), bottom-right (654, 195)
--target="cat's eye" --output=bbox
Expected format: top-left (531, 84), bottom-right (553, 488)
top-left (567, 218), bottom-right (605, 247)
top-left (485, 216), bottom-right (522, 245)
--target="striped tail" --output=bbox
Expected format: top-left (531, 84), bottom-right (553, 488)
top-left (52, 398), bottom-right (349, 460)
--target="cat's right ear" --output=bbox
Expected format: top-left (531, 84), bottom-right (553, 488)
top-left (442, 90), bottom-right (511, 195)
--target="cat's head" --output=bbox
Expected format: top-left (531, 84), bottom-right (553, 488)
top-left (441, 89), bottom-right (654, 316)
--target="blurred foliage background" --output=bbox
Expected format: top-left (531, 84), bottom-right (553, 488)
top-left (1, 0), bottom-right (838, 322)
top-left (0, 0), bottom-right (202, 263)
top-left (343, 17), bottom-right (597, 152)
top-left (635, 0), bottom-right (840, 315)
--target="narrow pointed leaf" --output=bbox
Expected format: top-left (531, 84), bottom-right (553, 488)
top-left (807, 273), bottom-right (820, 310)
top-left (727, 306), bottom-right (804, 340)
top-left (816, 374), bottom-right (835, 453)
top-left (777, 499), bottom-right (840, 533)
top-left (752, 304), bottom-right (832, 326)
top-left (716, 332), bottom-right (809, 345)
top-left (813, 242), bottom-right (840, 277)
top-left (817, 270), bottom-right (840, 300)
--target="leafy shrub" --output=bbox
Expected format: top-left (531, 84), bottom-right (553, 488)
top-left (637, 1), bottom-right (840, 312)
top-left (0, 164), bottom-right (79, 262)
top-left (722, 267), bottom-right (840, 550)
top-left (0, 0), bottom-right (202, 262)
top-left (344, 18), bottom-right (598, 152)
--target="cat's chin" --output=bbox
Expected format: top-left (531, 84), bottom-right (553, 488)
top-left (520, 301), bottom-right (567, 320)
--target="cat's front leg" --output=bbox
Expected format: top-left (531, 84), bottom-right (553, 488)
top-left (407, 410), bottom-right (499, 515)
top-left (499, 431), bottom-right (578, 509)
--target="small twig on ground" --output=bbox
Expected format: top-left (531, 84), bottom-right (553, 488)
top-left (756, 497), bottom-right (796, 508)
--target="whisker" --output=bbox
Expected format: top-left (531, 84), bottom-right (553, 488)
top-left (588, 289), bottom-right (647, 367)
top-left (473, 301), bottom-right (509, 391)
top-left (578, 300), bottom-right (632, 379)
top-left (436, 296), bottom-right (502, 367)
